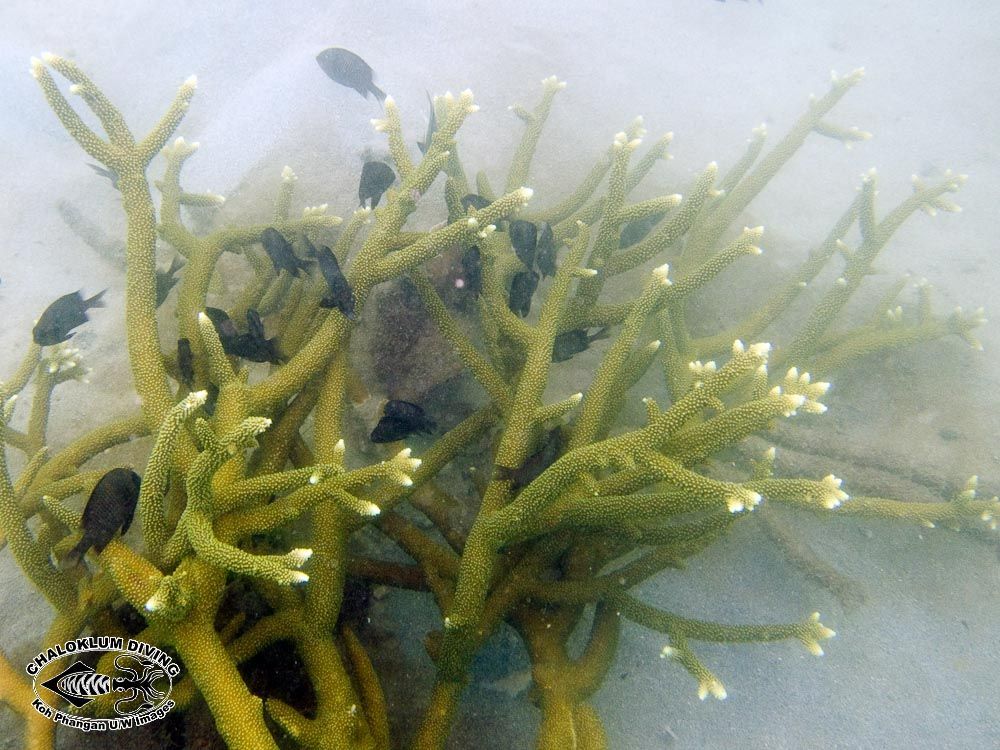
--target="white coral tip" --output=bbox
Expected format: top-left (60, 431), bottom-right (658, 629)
top-left (288, 548), bottom-right (313, 565)
top-left (288, 571), bottom-right (310, 584)
top-left (732, 340), bottom-right (745, 354)
top-left (519, 187), bottom-right (534, 201)
top-left (652, 263), bottom-right (671, 284)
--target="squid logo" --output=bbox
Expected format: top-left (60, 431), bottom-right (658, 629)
top-left (27, 637), bottom-right (178, 731)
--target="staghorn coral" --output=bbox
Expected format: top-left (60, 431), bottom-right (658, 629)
top-left (0, 55), bottom-right (994, 750)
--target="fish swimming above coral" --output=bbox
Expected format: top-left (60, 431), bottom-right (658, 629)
top-left (61, 468), bottom-right (141, 568)
top-left (316, 47), bottom-right (386, 102)
top-left (315, 244), bottom-right (356, 320)
top-left (261, 228), bottom-right (311, 277)
top-left (370, 400), bottom-right (436, 443)
top-left (359, 160), bottom-right (395, 208)
top-left (32, 290), bottom-right (106, 346)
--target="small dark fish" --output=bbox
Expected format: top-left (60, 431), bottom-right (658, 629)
top-left (508, 270), bottom-right (539, 318)
top-left (261, 228), bottom-right (311, 277)
top-left (460, 194), bottom-right (491, 212)
top-left (203, 307), bottom-right (241, 355)
top-left (619, 212), bottom-right (667, 248)
top-left (87, 163), bottom-right (120, 189)
top-left (359, 161), bottom-right (395, 208)
top-left (231, 310), bottom-right (282, 364)
top-left (551, 328), bottom-right (610, 363)
top-left (316, 47), bottom-right (386, 102)
top-left (417, 91), bottom-right (437, 154)
top-left (33, 290), bottom-right (106, 346)
top-left (370, 400), bottom-right (436, 443)
top-left (535, 222), bottom-right (557, 278)
top-left (155, 256), bottom-right (184, 307)
top-left (495, 428), bottom-right (563, 491)
top-left (509, 220), bottom-right (537, 270)
top-left (460, 246), bottom-right (483, 296)
top-left (203, 383), bottom-right (219, 417)
top-left (316, 245), bottom-right (357, 320)
top-left (62, 468), bottom-right (141, 567)
top-left (177, 338), bottom-right (194, 387)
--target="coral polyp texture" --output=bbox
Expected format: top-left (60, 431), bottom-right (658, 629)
top-left (0, 55), bottom-right (994, 750)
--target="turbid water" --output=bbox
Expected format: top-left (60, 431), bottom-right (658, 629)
top-left (1, 2), bottom-right (998, 748)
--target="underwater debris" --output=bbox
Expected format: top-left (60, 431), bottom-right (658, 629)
top-left (316, 47), bottom-right (386, 102)
top-left (32, 289), bottom-right (105, 346)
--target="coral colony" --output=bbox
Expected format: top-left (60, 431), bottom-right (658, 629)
top-left (0, 52), bottom-right (994, 749)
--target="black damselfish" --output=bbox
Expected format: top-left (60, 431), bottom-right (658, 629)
top-left (359, 161), bottom-right (395, 208)
top-left (61, 468), bottom-right (141, 568)
top-left (417, 91), bottom-right (437, 154)
top-left (509, 220), bottom-right (537, 270)
top-left (316, 245), bottom-right (356, 320)
top-left (316, 47), bottom-right (386, 102)
top-left (370, 400), bottom-right (436, 443)
top-left (508, 270), bottom-right (539, 317)
top-left (535, 221), bottom-right (557, 278)
top-left (551, 328), bottom-right (610, 362)
top-left (232, 310), bottom-right (282, 364)
top-left (495, 428), bottom-right (563, 492)
top-left (204, 307), bottom-right (241, 354)
top-left (156, 256), bottom-right (184, 307)
top-left (33, 290), bottom-right (106, 346)
top-left (261, 228), bottom-right (311, 277)
top-left (177, 337), bottom-right (194, 387)
top-left (460, 246), bottom-right (483, 296)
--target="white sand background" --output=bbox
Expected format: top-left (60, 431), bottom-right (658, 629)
top-left (1, 0), bottom-right (998, 747)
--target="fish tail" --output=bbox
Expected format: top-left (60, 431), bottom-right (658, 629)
top-left (369, 83), bottom-right (387, 103)
top-left (85, 289), bottom-right (107, 309)
top-left (59, 542), bottom-right (86, 570)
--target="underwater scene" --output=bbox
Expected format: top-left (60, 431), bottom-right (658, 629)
top-left (1, 1), bottom-right (998, 748)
